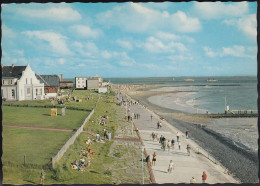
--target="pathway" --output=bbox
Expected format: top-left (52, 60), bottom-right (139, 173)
top-left (128, 102), bottom-right (239, 184)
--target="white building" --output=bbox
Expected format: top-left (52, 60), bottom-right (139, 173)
top-left (1, 64), bottom-right (44, 101)
top-left (75, 76), bottom-right (102, 90)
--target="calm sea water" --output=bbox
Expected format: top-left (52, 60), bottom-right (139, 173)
top-left (106, 76), bottom-right (258, 114)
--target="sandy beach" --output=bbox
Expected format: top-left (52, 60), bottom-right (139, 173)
top-left (121, 84), bottom-right (258, 183)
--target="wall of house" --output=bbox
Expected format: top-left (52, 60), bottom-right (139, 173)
top-left (45, 86), bottom-right (58, 94)
top-left (1, 85), bottom-right (17, 100)
top-left (17, 65), bottom-right (44, 100)
top-left (75, 77), bottom-right (87, 89)
top-left (87, 79), bottom-right (99, 90)
top-left (60, 82), bottom-right (74, 88)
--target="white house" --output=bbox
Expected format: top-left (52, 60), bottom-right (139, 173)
top-left (75, 75), bottom-right (103, 90)
top-left (1, 64), bottom-right (44, 101)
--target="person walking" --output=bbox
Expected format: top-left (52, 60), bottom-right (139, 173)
top-left (202, 171), bottom-right (207, 183)
top-left (167, 140), bottom-right (171, 152)
top-left (178, 141), bottom-right (181, 150)
top-left (186, 131), bottom-right (189, 139)
top-left (186, 144), bottom-right (191, 156)
top-left (40, 169), bottom-right (46, 185)
top-left (168, 160), bottom-right (174, 173)
top-left (150, 114), bottom-right (153, 120)
top-left (152, 152), bottom-right (157, 166)
top-left (171, 139), bottom-right (175, 150)
top-left (176, 132), bottom-right (180, 142)
top-left (190, 176), bottom-right (196, 183)
top-left (157, 121), bottom-right (160, 129)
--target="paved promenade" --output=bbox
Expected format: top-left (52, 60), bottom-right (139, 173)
top-left (127, 102), bottom-right (239, 184)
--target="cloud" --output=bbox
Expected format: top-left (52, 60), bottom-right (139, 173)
top-left (23, 30), bottom-right (72, 55)
top-left (192, 2), bottom-right (249, 19)
top-left (70, 25), bottom-right (103, 38)
top-left (203, 45), bottom-right (256, 59)
top-left (2, 24), bottom-right (16, 38)
top-left (156, 31), bottom-right (195, 43)
top-left (141, 37), bottom-right (187, 53)
top-left (223, 14), bottom-right (256, 39)
top-left (97, 3), bottom-right (201, 33)
top-left (116, 39), bottom-right (133, 50)
top-left (101, 50), bottom-right (113, 59)
top-left (58, 58), bottom-right (65, 65)
top-left (13, 6), bottom-right (81, 22)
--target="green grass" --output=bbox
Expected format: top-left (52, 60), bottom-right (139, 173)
top-left (2, 106), bottom-right (89, 130)
top-left (2, 127), bottom-right (73, 166)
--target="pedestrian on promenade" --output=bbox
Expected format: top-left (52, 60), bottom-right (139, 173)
top-left (163, 139), bottom-right (167, 151)
top-left (178, 141), bottom-right (181, 150)
top-left (168, 160), bottom-right (174, 173)
top-left (152, 152), bottom-right (157, 166)
top-left (167, 140), bottom-right (171, 152)
top-left (202, 171), bottom-right (207, 183)
top-left (157, 121), bottom-right (160, 129)
top-left (151, 132), bottom-right (155, 141)
top-left (40, 169), bottom-right (46, 185)
top-left (159, 135), bottom-right (163, 144)
top-left (151, 114), bottom-right (153, 120)
top-left (186, 144), bottom-right (191, 156)
top-left (171, 139), bottom-right (175, 149)
top-left (176, 132), bottom-right (180, 142)
top-left (190, 176), bottom-right (196, 183)
top-left (186, 131), bottom-right (189, 139)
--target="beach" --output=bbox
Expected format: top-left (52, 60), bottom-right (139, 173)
top-left (123, 84), bottom-right (258, 183)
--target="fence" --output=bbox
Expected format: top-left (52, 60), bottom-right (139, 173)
top-left (51, 109), bottom-right (95, 168)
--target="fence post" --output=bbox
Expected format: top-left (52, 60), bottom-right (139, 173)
top-left (24, 154), bottom-right (26, 165)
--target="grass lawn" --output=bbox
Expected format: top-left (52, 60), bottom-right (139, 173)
top-left (2, 106), bottom-right (89, 130)
top-left (2, 127), bottom-right (73, 166)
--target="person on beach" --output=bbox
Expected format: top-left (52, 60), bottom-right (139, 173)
top-left (186, 144), bottom-right (191, 156)
top-left (167, 140), bottom-right (171, 152)
top-left (40, 169), bottom-right (46, 185)
top-left (190, 176), bottom-right (196, 183)
top-left (186, 131), bottom-right (189, 139)
top-left (176, 132), bottom-right (180, 142)
top-left (159, 135), bottom-right (163, 144)
top-left (202, 171), bottom-right (207, 183)
top-left (171, 139), bottom-right (175, 149)
top-left (152, 152), bottom-right (157, 166)
top-left (150, 114), bottom-right (153, 120)
top-left (157, 121), bottom-right (160, 129)
top-left (168, 160), bottom-right (174, 173)
top-left (152, 132), bottom-right (156, 141)
top-left (178, 141), bottom-right (181, 150)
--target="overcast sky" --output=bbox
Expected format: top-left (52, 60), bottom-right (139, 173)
top-left (1, 2), bottom-right (257, 78)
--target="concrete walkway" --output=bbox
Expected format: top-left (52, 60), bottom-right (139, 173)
top-left (128, 103), bottom-right (239, 184)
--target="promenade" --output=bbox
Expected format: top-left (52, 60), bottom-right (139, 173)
top-left (127, 102), bottom-right (239, 184)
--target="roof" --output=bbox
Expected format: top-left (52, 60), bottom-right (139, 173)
top-left (2, 66), bottom-right (27, 78)
top-left (36, 74), bottom-right (60, 86)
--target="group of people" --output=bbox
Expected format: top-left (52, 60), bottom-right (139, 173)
top-left (190, 171), bottom-right (207, 183)
top-left (134, 113), bottom-right (141, 119)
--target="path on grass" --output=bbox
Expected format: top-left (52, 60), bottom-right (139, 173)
top-left (3, 125), bottom-right (140, 142)
top-left (127, 103), bottom-right (239, 184)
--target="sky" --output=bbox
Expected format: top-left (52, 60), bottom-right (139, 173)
top-left (1, 2), bottom-right (258, 78)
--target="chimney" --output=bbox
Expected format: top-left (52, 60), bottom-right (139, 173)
top-left (60, 74), bottom-right (63, 82)
top-left (12, 64), bottom-right (14, 68)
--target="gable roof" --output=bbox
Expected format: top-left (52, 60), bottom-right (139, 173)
top-left (36, 74), bottom-right (60, 87)
top-left (2, 66), bottom-right (27, 78)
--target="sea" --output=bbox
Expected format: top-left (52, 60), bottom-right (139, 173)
top-left (105, 76), bottom-right (258, 152)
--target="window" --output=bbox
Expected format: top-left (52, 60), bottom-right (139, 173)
top-left (39, 89), bottom-right (42, 95)
top-left (10, 80), bottom-right (13, 84)
top-left (31, 78), bottom-right (32, 84)
top-left (12, 89), bottom-right (15, 98)
top-left (26, 78), bottom-right (28, 84)
top-left (36, 88), bottom-right (38, 96)
top-left (1, 89), bottom-right (3, 96)
top-left (2, 80), bottom-right (4, 85)
top-left (27, 88), bottom-right (31, 95)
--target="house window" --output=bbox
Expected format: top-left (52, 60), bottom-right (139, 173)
top-left (12, 89), bottom-right (15, 98)
top-left (27, 88), bottom-right (31, 95)
top-left (39, 89), bottom-right (42, 95)
top-left (26, 78), bottom-right (28, 84)
top-left (10, 80), bottom-right (13, 84)
top-left (36, 88), bottom-right (38, 95)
